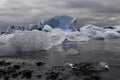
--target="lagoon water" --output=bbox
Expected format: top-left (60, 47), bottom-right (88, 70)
top-left (0, 39), bottom-right (120, 80)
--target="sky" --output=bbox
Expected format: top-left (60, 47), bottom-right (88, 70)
top-left (0, 0), bottom-right (120, 32)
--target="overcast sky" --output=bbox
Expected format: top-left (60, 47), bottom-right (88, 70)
top-left (0, 0), bottom-right (120, 32)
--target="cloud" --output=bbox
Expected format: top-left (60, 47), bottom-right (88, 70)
top-left (0, 0), bottom-right (120, 32)
top-left (65, 0), bottom-right (120, 13)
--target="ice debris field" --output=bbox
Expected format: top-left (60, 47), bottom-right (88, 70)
top-left (0, 15), bottom-right (120, 52)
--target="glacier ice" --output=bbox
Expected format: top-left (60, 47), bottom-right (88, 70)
top-left (40, 15), bottom-right (78, 32)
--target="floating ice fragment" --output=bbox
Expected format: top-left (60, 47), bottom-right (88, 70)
top-left (66, 48), bottom-right (80, 56)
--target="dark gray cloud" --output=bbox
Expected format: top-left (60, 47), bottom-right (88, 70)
top-left (65, 0), bottom-right (120, 13)
top-left (0, 0), bottom-right (120, 32)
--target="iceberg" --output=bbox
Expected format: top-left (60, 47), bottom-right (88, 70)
top-left (0, 28), bottom-right (90, 52)
top-left (6, 25), bottom-right (25, 34)
top-left (79, 24), bottom-right (120, 39)
top-left (10, 30), bottom-right (53, 51)
top-left (39, 15), bottom-right (78, 31)
top-left (113, 27), bottom-right (120, 33)
top-left (0, 34), bottom-right (16, 54)
top-left (6, 24), bottom-right (42, 34)
top-left (6, 15), bottom-right (78, 34)
top-left (80, 24), bottom-right (105, 38)
top-left (104, 29), bottom-right (120, 39)
top-left (2, 15), bottom-right (120, 52)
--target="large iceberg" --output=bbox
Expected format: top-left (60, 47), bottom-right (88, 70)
top-left (39, 15), bottom-right (78, 32)
top-left (0, 28), bottom-right (90, 52)
top-left (1, 15), bottom-right (120, 52)
top-left (10, 30), bottom-right (53, 51)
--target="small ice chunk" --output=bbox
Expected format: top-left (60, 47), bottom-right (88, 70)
top-left (66, 32), bottom-right (90, 42)
top-left (42, 25), bottom-right (52, 32)
top-left (66, 48), bottom-right (80, 56)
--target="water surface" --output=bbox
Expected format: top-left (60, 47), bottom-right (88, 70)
top-left (1, 39), bottom-right (120, 80)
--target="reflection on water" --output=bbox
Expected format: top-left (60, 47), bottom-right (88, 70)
top-left (0, 39), bottom-right (120, 80)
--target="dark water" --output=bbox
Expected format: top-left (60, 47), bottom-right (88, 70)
top-left (1, 39), bottom-right (120, 80)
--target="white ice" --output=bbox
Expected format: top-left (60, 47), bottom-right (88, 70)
top-left (0, 28), bottom-right (91, 52)
top-left (79, 24), bottom-right (120, 39)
